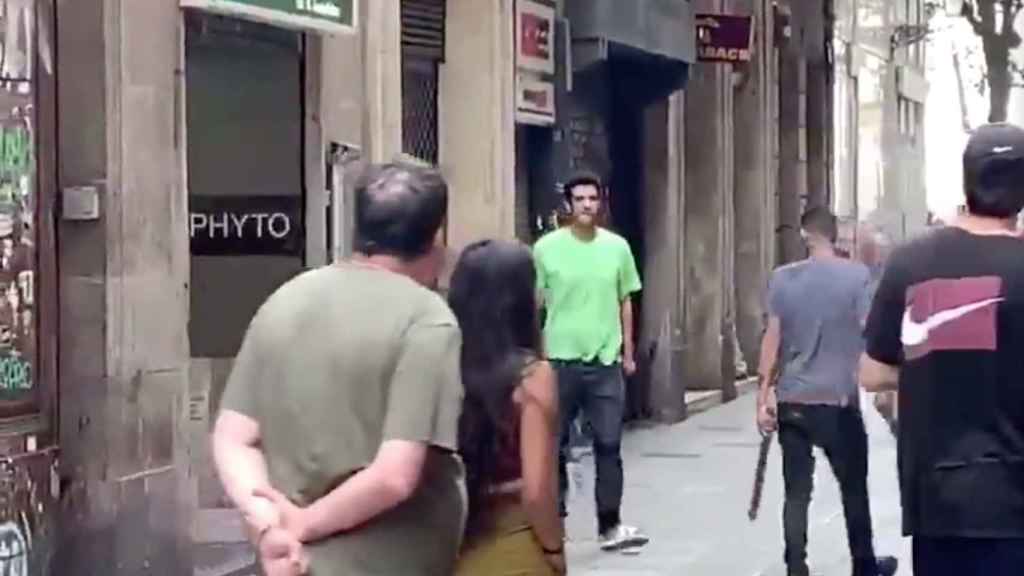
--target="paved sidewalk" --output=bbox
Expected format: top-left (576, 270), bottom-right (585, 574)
top-left (194, 389), bottom-right (908, 576)
top-left (565, 391), bottom-right (910, 575)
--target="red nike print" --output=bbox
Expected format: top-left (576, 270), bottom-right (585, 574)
top-left (903, 276), bottom-right (1003, 360)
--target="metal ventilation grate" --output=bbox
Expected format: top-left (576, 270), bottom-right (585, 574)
top-left (401, 57), bottom-right (439, 165)
top-left (400, 0), bottom-right (445, 165)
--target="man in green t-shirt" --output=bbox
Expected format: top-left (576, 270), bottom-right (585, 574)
top-left (211, 163), bottom-right (466, 575)
top-left (534, 171), bottom-right (648, 552)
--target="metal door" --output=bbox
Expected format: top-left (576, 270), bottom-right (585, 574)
top-left (184, 11), bottom-right (305, 572)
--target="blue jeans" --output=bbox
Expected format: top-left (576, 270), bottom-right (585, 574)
top-left (554, 360), bottom-right (625, 534)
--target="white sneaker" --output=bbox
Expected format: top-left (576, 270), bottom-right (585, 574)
top-left (598, 524), bottom-right (649, 551)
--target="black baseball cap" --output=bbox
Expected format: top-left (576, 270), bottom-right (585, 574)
top-left (963, 122), bottom-right (1024, 218)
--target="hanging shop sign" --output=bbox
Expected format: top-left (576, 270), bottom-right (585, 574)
top-left (180, 0), bottom-right (356, 35)
top-left (516, 0), bottom-right (556, 75)
top-left (696, 14), bottom-right (754, 63)
top-left (515, 0), bottom-right (557, 126)
top-left (516, 74), bottom-right (556, 126)
top-left (189, 196), bottom-right (303, 256)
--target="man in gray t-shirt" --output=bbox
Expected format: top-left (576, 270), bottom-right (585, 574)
top-left (756, 207), bottom-right (897, 576)
top-left (768, 253), bottom-right (871, 407)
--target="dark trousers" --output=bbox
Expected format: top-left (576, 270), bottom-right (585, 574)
top-left (778, 403), bottom-right (878, 576)
top-left (913, 537), bottom-right (1024, 576)
top-left (554, 360), bottom-right (625, 534)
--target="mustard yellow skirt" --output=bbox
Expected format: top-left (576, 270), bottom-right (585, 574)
top-left (454, 502), bottom-right (557, 576)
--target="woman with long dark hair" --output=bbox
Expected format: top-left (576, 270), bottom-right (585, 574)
top-left (449, 240), bottom-right (565, 575)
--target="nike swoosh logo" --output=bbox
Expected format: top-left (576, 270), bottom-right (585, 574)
top-left (901, 297), bottom-right (1004, 347)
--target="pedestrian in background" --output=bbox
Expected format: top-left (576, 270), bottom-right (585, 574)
top-left (450, 240), bottom-right (565, 575)
top-left (211, 163), bottom-right (466, 575)
top-left (533, 171), bottom-right (649, 552)
top-left (862, 122), bottom-right (1024, 576)
top-left (757, 206), bottom-right (898, 576)
top-left (854, 225), bottom-right (899, 435)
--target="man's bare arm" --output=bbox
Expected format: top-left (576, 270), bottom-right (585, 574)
top-left (280, 440), bottom-right (428, 543)
top-left (859, 353), bottom-right (899, 392)
top-left (211, 410), bottom-right (278, 537)
top-left (621, 297), bottom-right (635, 369)
top-left (757, 316), bottom-right (781, 403)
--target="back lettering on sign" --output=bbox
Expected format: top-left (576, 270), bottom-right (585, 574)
top-left (189, 212), bottom-right (292, 240)
top-left (188, 196), bottom-right (303, 256)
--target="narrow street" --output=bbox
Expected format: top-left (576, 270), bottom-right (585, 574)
top-left (564, 392), bottom-right (910, 576)
top-left (2, 2), bottom-right (948, 573)
top-left (196, 389), bottom-right (910, 576)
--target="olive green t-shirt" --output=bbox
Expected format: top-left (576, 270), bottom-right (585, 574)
top-left (220, 263), bottom-right (467, 576)
top-left (533, 227), bottom-right (642, 365)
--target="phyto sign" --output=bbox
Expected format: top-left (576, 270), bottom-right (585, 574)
top-left (189, 195), bottom-right (303, 257)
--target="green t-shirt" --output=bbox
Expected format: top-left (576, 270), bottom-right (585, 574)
top-left (220, 264), bottom-right (466, 576)
top-left (534, 227), bottom-right (642, 365)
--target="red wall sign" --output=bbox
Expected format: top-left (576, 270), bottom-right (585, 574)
top-left (516, 0), bottom-right (556, 75)
top-left (696, 14), bottom-right (754, 63)
top-left (521, 12), bottom-right (551, 61)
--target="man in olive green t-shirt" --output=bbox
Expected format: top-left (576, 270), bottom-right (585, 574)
top-left (534, 171), bottom-right (648, 552)
top-left (212, 163), bottom-right (466, 576)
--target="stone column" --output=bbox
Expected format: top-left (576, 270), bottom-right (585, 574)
top-left (776, 0), bottom-right (806, 264)
top-left (642, 95), bottom-right (686, 422)
top-left (879, 63), bottom-right (907, 241)
top-left (361, 0), bottom-right (403, 163)
top-left (802, 0), bottom-right (830, 208)
top-left (684, 0), bottom-right (733, 392)
top-left (440, 0), bottom-right (517, 248)
top-left (733, 0), bottom-right (775, 372)
top-left (57, 0), bottom-right (192, 573)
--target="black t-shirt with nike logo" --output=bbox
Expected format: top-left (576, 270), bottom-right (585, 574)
top-left (865, 226), bottom-right (1024, 538)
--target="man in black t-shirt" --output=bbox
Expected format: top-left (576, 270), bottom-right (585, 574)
top-left (861, 123), bottom-right (1024, 576)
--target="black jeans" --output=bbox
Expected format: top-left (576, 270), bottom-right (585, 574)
top-left (913, 537), bottom-right (1024, 576)
top-left (778, 403), bottom-right (878, 576)
top-left (554, 360), bottom-right (625, 534)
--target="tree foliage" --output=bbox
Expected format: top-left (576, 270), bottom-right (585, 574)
top-left (958, 0), bottom-right (1024, 122)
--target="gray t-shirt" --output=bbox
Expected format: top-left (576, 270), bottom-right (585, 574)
top-left (221, 264), bottom-right (466, 575)
top-left (767, 258), bottom-right (873, 406)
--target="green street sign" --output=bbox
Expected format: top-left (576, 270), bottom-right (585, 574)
top-left (181, 0), bottom-right (356, 35)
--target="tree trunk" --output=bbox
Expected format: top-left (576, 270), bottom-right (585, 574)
top-left (972, 0), bottom-right (1016, 122)
top-left (984, 22), bottom-right (1012, 123)
top-left (988, 57), bottom-right (1012, 122)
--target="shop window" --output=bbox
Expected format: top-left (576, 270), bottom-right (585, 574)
top-left (0, 0), bottom-right (51, 417)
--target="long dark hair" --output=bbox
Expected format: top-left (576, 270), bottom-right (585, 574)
top-left (448, 239), bottom-right (543, 539)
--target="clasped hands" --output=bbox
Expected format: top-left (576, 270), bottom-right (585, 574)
top-left (247, 486), bottom-right (314, 576)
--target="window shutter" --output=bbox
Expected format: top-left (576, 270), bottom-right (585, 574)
top-left (400, 0), bottom-right (446, 61)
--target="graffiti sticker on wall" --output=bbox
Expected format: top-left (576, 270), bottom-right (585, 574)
top-left (0, 109), bottom-right (36, 404)
top-left (0, 521), bottom-right (27, 576)
top-left (0, 0), bottom-right (41, 404)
